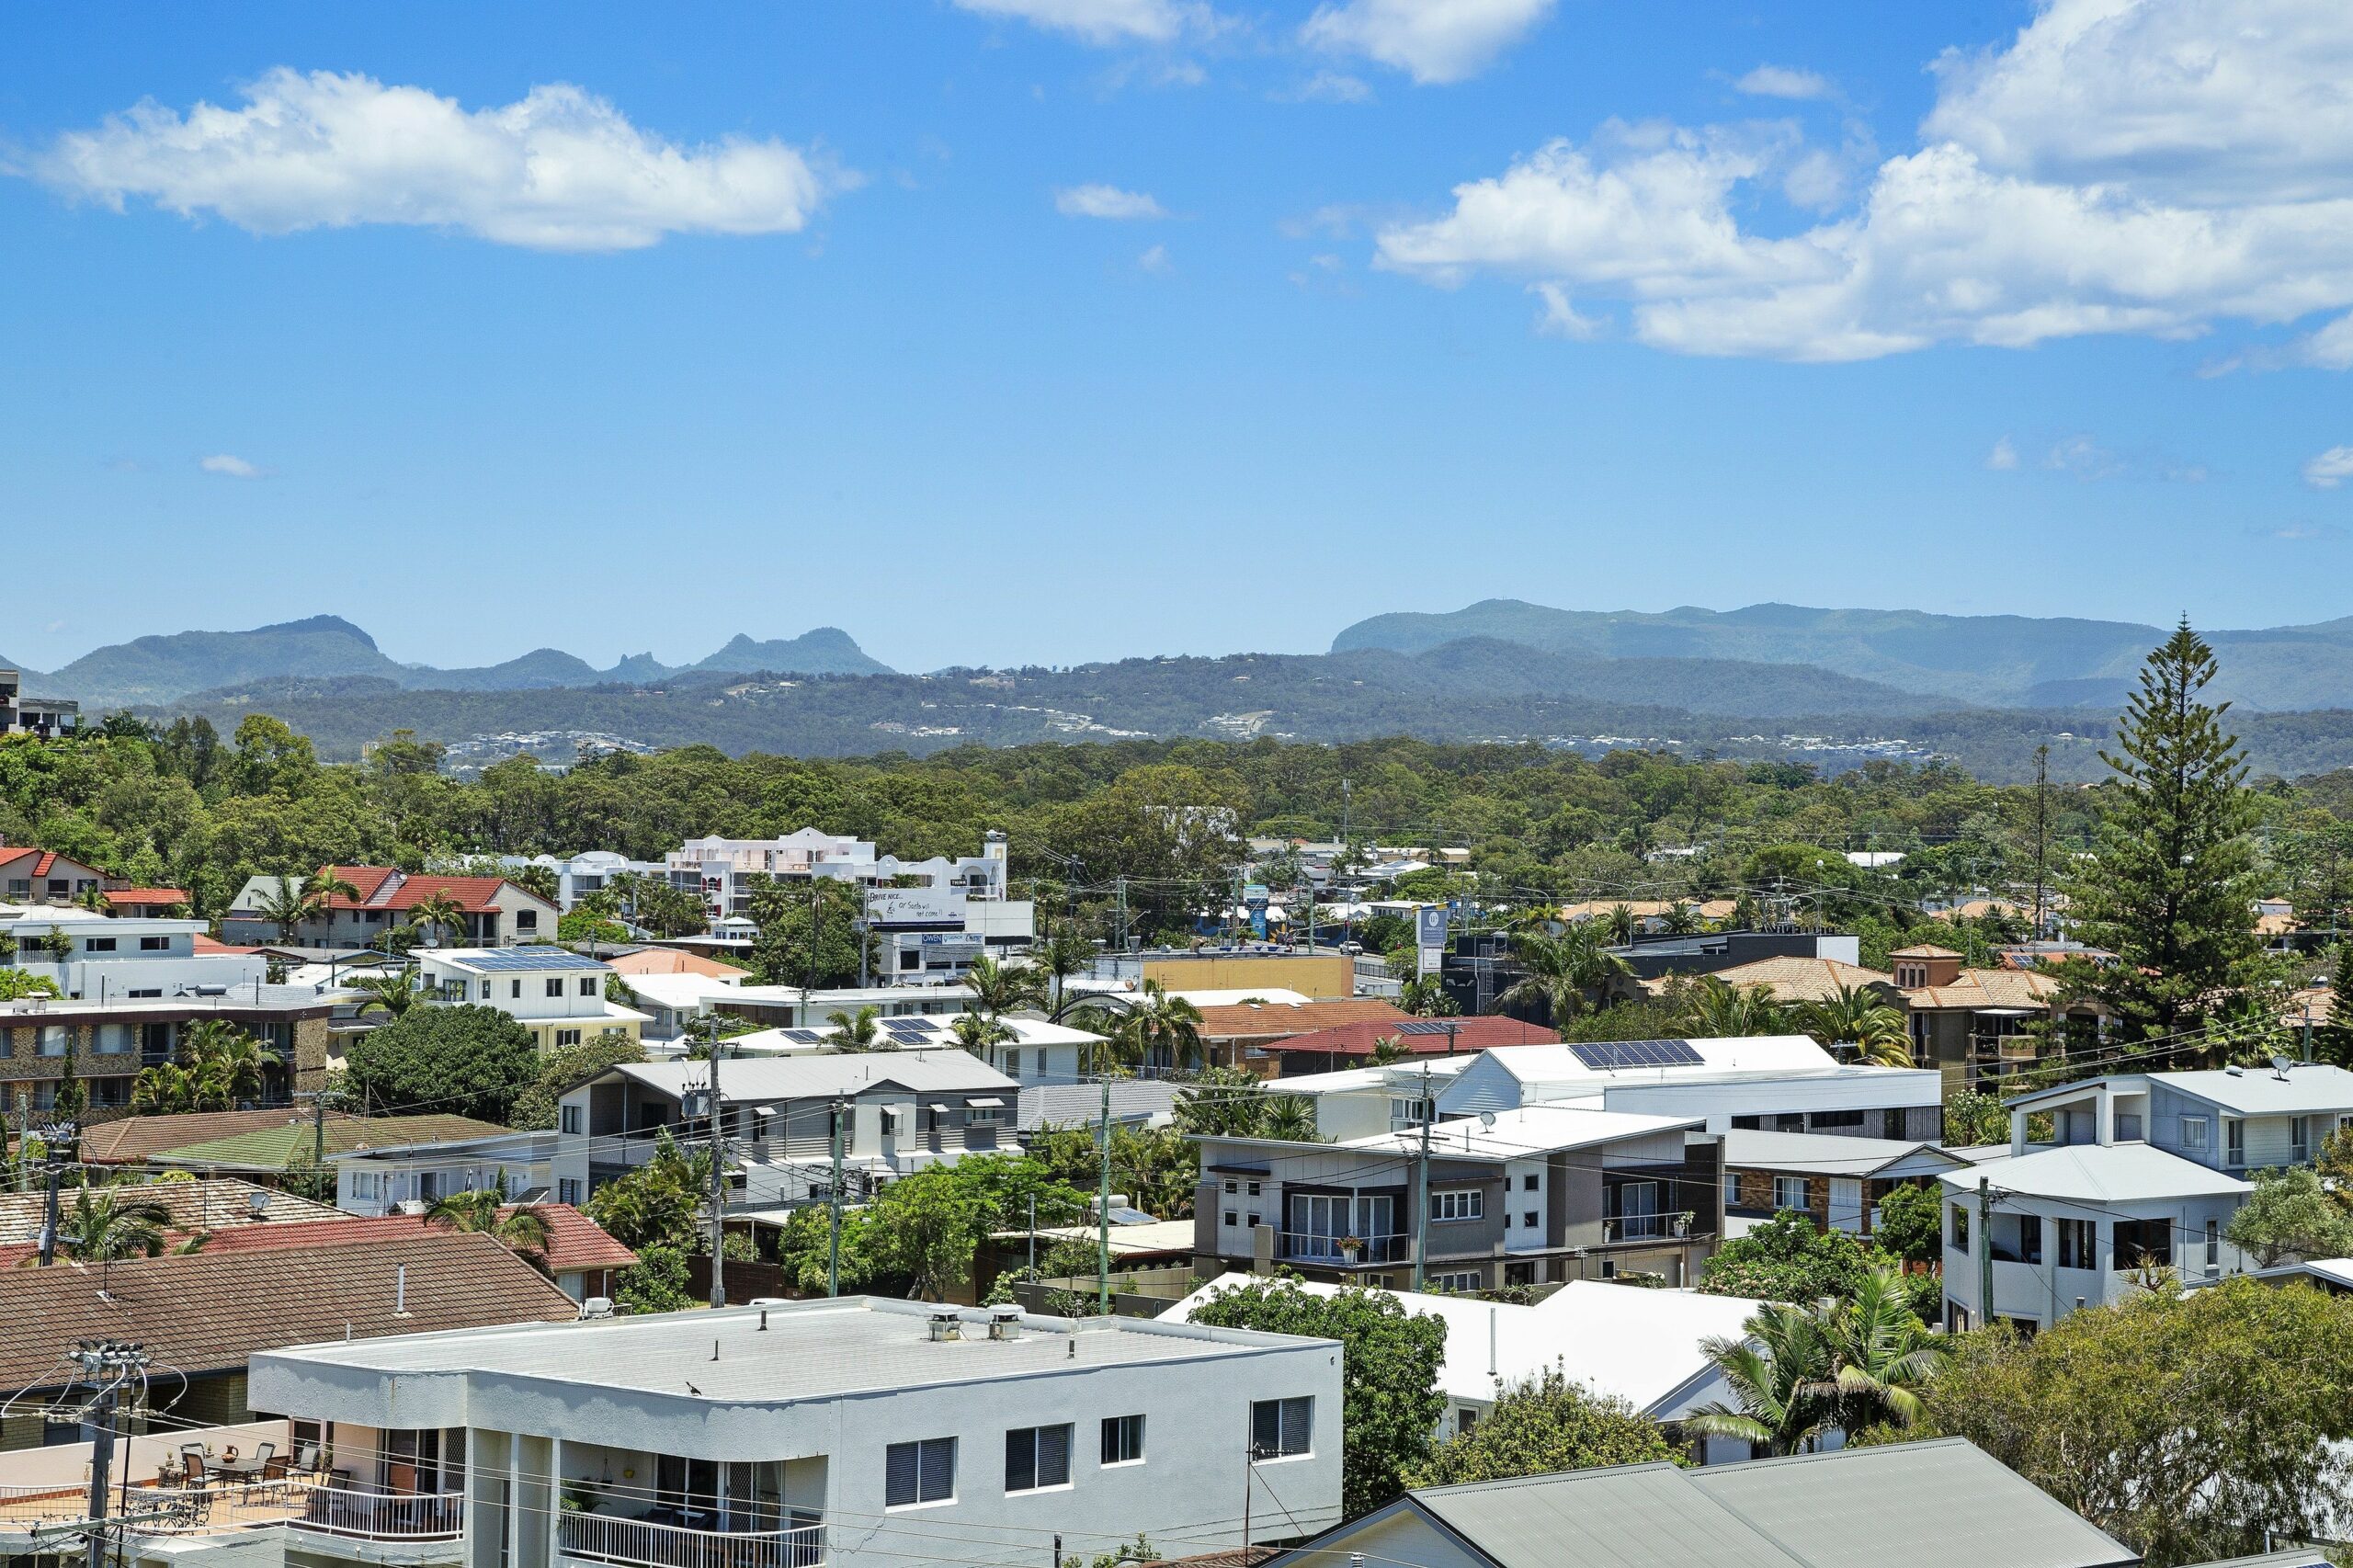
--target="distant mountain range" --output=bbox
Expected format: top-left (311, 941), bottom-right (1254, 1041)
top-left (1331, 599), bottom-right (2353, 713)
top-left (2, 616), bottom-right (892, 708)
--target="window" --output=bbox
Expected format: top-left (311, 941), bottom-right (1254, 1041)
top-left (2057, 1218), bottom-right (2097, 1268)
top-left (1429, 1270), bottom-right (1482, 1292)
top-left (511, 980), bottom-right (523, 1000)
top-left (546, 978), bottom-right (563, 998)
top-left (1723, 1172), bottom-right (1742, 1208)
top-left (2206, 1218), bottom-right (2221, 1272)
top-left (139, 936), bottom-right (169, 951)
top-left (1522, 1174), bottom-right (1539, 1191)
top-left (1389, 1096), bottom-right (1433, 1131)
top-left (885, 1438), bottom-right (956, 1507)
top-left (2293, 1117), bottom-right (2311, 1164)
top-left (1222, 1180), bottom-right (1237, 1195)
top-left (1429, 1188), bottom-right (1483, 1222)
top-left (128, 988), bottom-right (160, 999)
top-left (95, 1024), bottom-right (131, 1055)
top-left (517, 910), bottom-right (539, 932)
top-left (578, 977), bottom-right (597, 996)
top-left (37, 1025), bottom-right (67, 1058)
top-left (560, 1105), bottom-right (582, 1135)
top-left (556, 1028), bottom-right (583, 1048)
top-left (1245, 1182), bottom-right (1261, 1198)
top-left (1504, 1260), bottom-right (1536, 1287)
top-left (2018, 1214), bottom-right (2042, 1265)
top-left (83, 937), bottom-right (115, 952)
top-left (1950, 1203), bottom-right (1969, 1253)
top-left (559, 1178), bottom-right (582, 1206)
top-left (1881, 1108), bottom-right (1909, 1139)
top-left (2180, 1115), bottom-right (2210, 1151)
top-left (481, 981), bottom-right (494, 1002)
top-left (1101, 1415), bottom-right (1145, 1467)
top-left (1005, 1425), bottom-right (1071, 1492)
top-left (1773, 1113), bottom-right (1805, 1132)
top-left (1809, 1109), bottom-right (1863, 1130)
top-left (2224, 1119), bottom-right (2245, 1168)
top-left (1730, 1114), bottom-right (1761, 1131)
top-left (1521, 1209), bottom-right (1540, 1230)
top-left (1250, 1398), bottom-right (1312, 1459)
top-left (5, 879), bottom-right (25, 896)
top-left (969, 1103), bottom-right (1005, 1127)
top-left (1222, 1210), bottom-right (1238, 1228)
top-left (1773, 1176), bottom-right (1809, 1211)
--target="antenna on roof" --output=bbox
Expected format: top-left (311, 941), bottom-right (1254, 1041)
top-left (2270, 1055), bottom-right (2294, 1081)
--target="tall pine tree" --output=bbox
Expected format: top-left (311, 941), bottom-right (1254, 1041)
top-left (2064, 621), bottom-right (2261, 1046)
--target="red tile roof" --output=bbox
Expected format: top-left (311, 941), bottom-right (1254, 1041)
top-left (193, 935), bottom-right (258, 954)
top-left (0, 847), bottom-right (76, 877)
top-left (323, 868), bottom-right (518, 913)
top-left (190, 1206), bottom-right (636, 1278)
top-left (104, 887), bottom-right (189, 907)
top-left (0, 1231), bottom-right (580, 1390)
top-left (1257, 1016), bottom-right (1560, 1058)
top-left (1194, 999), bottom-right (1412, 1041)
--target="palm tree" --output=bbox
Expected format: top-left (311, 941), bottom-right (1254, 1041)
top-left (182, 1017), bottom-right (280, 1106)
top-left (1681, 976), bottom-right (1787, 1039)
top-left (409, 891), bottom-right (470, 949)
top-left (962, 955), bottom-right (1042, 1017)
top-left (1496, 923), bottom-right (1633, 1027)
top-left (423, 1181), bottom-right (555, 1270)
top-left (1794, 983), bottom-right (1915, 1067)
top-left (1819, 1265), bottom-right (1949, 1433)
top-left (47, 1187), bottom-right (175, 1263)
top-left (1604, 903), bottom-right (1639, 946)
top-left (1396, 977), bottom-right (1458, 1017)
top-left (252, 874), bottom-right (315, 944)
top-left (1661, 900), bottom-right (1701, 936)
top-left (949, 1011), bottom-right (1017, 1061)
top-left (826, 1006), bottom-right (884, 1048)
top-left (1367, 1034), bottom-right (1410, 1066)
top-left (1032, 930), bottom-right (1098, 1018)
top-left (1685, 1302), bottom-right (1840, 1458)
top-left (350, 971), bottom-right (417, 1018)
top-left (1259, 1093), bottom-right (1322, 1142)
top-left (1114, 980), bottom-right (1205, 1074)
top-left (131, 1060), bottom-right (203, 1114)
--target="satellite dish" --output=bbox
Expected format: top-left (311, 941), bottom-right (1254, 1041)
top-left (248, 1189), bottom-right (271, 1215)
top-left (1478, 1111), bottom-right (1497, 1131)
top-left (2271, 1055), bottom-right (2295, 1080)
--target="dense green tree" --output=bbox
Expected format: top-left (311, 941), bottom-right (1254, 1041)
top-left (1870, 1183), bottom-right (1945, 1267)
top-left (1792, 983), bottom-right (1915, 1067)
top-left (1495, 922), bottom-right (1631, 1026)
top-left (1406, 1368), bottom-right (1677, 1485)
top-left (1699, 1211), bottom-right (1927, 1315)
top-left (2061, 623), bottom-right (2264, 1044)
top-left (745, 876), bottom-right (872, 987)
top-left (509, 1035), bottom-right (645, 1131)
top-left (2224, 1165), bottom-right (2353, 1267)
top-left (1185, 1275), bottom-right (1449, 1519)
top-left (1904, 1279), bottom-right (2353, 1566)
top-left (343, 1005), bottom-right (540, 1121)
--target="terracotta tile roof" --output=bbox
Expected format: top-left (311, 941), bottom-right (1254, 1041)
top-left (1644, 956), bottom-right (1896, 1005)
top-left (0, 1231), bottom-right (579, 1391)
top-left (605, 948), bottom-right (746, 979)
top-left (0, 848), bottom-right (86, 878)
top-left (193, 935), bottom-right (259, 954)
top-left (1906, 968), bottom-right (2067, 1012)
top-left (152, 1115), bottom-right (517, 1170)
top-left (322, 869), bottom-right (518, 913)
top-left (1194, 998), bottom-right (1410, 1041)
top-left (187, 1205), bottom-right (635, 1278)
top-left (0, 1178), bottom-right (344, 1249)
top-left (1554, 898), bottom-right (1739, 922)
top-left (1257, 1016), bottom-right (1559, 1058)
top-left (1888, 945), bottom-right (1962, 960)
top-left (102, 887), bottom-right (188, 907)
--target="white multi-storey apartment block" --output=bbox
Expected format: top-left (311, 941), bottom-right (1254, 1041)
top-left (243, 1297), bottom-right (1343, 1568)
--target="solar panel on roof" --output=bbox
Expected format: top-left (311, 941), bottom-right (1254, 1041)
top-left (1392, 1019), bottom-right (1458, 1036)
top-left (780, 1028), bottom-right (826, 1043)
top-left (1568, 1039), bottom-right (1704, 1070)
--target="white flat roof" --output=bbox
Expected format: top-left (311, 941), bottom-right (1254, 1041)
top-left (1332, 1104), bottom-right (1699, 1160)
top-left (1165, 1275), bottom-right (1759, 1416)
top-left (1473, 1036), bottom-right (1844, 1084)
top-left (611, 1049), bottom-right (1015, 1103)
top-left (262, 1295), bottom-right (1324, 1403)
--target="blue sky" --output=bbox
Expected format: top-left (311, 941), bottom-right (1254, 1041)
top-left (4, 0), bottom-right (2350, 675)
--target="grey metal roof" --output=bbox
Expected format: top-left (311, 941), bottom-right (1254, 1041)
top-left (1018, 1079), bottom-right (1177, 1131)
top-left (611, 1049), bottom-right (1015, 1105)
top-left (434, 947), bottom-right (612, 973)
top-left (1719, 1129), bottom-right (1967, 1178)
top-left (1685, 1441), bottom-right (2135, 1568)
top-left (1274, 1439), bottom-right (2133, 1568)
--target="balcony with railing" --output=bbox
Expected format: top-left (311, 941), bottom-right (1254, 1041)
top-left (560, 1507), bottom-right (824, 1568)
top-left (1277, 1230), bottom-right (1409, 1266)
top-left (0, 1482), bottom-right (463, 1552)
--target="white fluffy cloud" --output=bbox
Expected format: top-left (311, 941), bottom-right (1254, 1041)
top-left (951, 0), bottom-right (1203, 44)
top-left (1374, 0), bottom-right (2353, 361)
top-left (31, 68), bottom-right (837, 252)
top-left (199, 454), bottom-right (264, 478)
top-left (2306, 447), bottom-right (2353, 488)
top-left (1985, 437), bottom-right (2020, 470)
top-left (1735, 65), bottom-right (1831, 100)
top-left (1055, 183), bottom-right (1167, 220)
top-left (1302, 0), bottom-right (1555, 85)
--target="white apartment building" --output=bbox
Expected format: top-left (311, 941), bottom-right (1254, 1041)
top-left (728, 1014), bottom-right (1098, 1086)
top-left (244, 1297), bottom-right (1343, 1568)
top-left (503, 849), bottom-right (685, 911)
top-left (665, 827), bottom-right (1033, 978)
top-left (2, 912), bottom-right (268, 999)
top-left (0, 671), bottom-right (77, 737)
top-left (555, 1050), bottom-right (1020, 1206)
top-left (335, 1127), bottom-right (560, 1216)
top-left (416, 948), bottom-right (650, 1052)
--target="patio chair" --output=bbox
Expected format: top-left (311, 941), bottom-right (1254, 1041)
top-left (248, 1453), bottom-right (293, 1503)
top-left (291, 1440), bottom-right (320, 1477)
top-left (179, 1448), bottom-right (211, 1490)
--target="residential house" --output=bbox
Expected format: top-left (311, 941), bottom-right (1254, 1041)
top-left (1167, 1274), bottom-right (1764, 1457)
top-left (2, 912), bottom-right (267, 998)
top-left (1435, 1035), bottom-right (1945, 1142)
top-left (332, 1125), bottom-right (561, 1215)
top-left (1888, 945), bottom-right (2105, 1088)
top-left (726, 1013), bottom-right (1102, 1086)
top-left (242, 1295), bottom-right (1344, 1568)
top-left (1253, 1059), bottom-right (1480, 1142)
top-left (0, 846), bottom-right (104, 906)
top-left (81, 1108), bottom-right (487, 1170)
top-left (0, 672), bottom-right (77, 738)
top-left (1188, 997), bottom-right (1412, 1072)
top-left (222, 867), bottom-right (560, 949)
top-left (553, 1049), bottom-right (1020, 1207)
top-left (0, 1230), bottom-right (577, 1450)
top-left (1258, 1015), bottom-right (1560, 1077)
top-left (146, 1113), bottom-right (517, 1182)
top-left (0, 983), bottom-right (335, 1113)
top-left (0, 1176), bottom-right (345, 1264)
top-left (99, 886), bottom-right (191, 916)
top-left (1266, 1438), bottom-right (2137, 1568)
top-left (415, 947), bottom-right (648, 1052)
top-left (1086, 947), bottom-right (1357, 1001)
top-left (1719, 1129), bottom-right (1967, 1239)
top-left (192, 1206), bottom-right (636, 1304)
top-left (604, 946), bottom-right (749, 981)
top-left (1191, 1105), bottom-right (1724, 1291)
top-left (2005, 1062), bottom-right (2353, 1180)
top-left (503, 848), bottom-right (684, 911)
top-left (1638, 953), bottom-right (1895, 1009)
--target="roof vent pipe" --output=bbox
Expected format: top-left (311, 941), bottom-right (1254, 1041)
top-left (928, 1311), bottom-right (962, 1343)
top-left (989, 1307), bottom-right (1022, 1342)
top-left (394, 1264), bottom-right (407, 1315)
